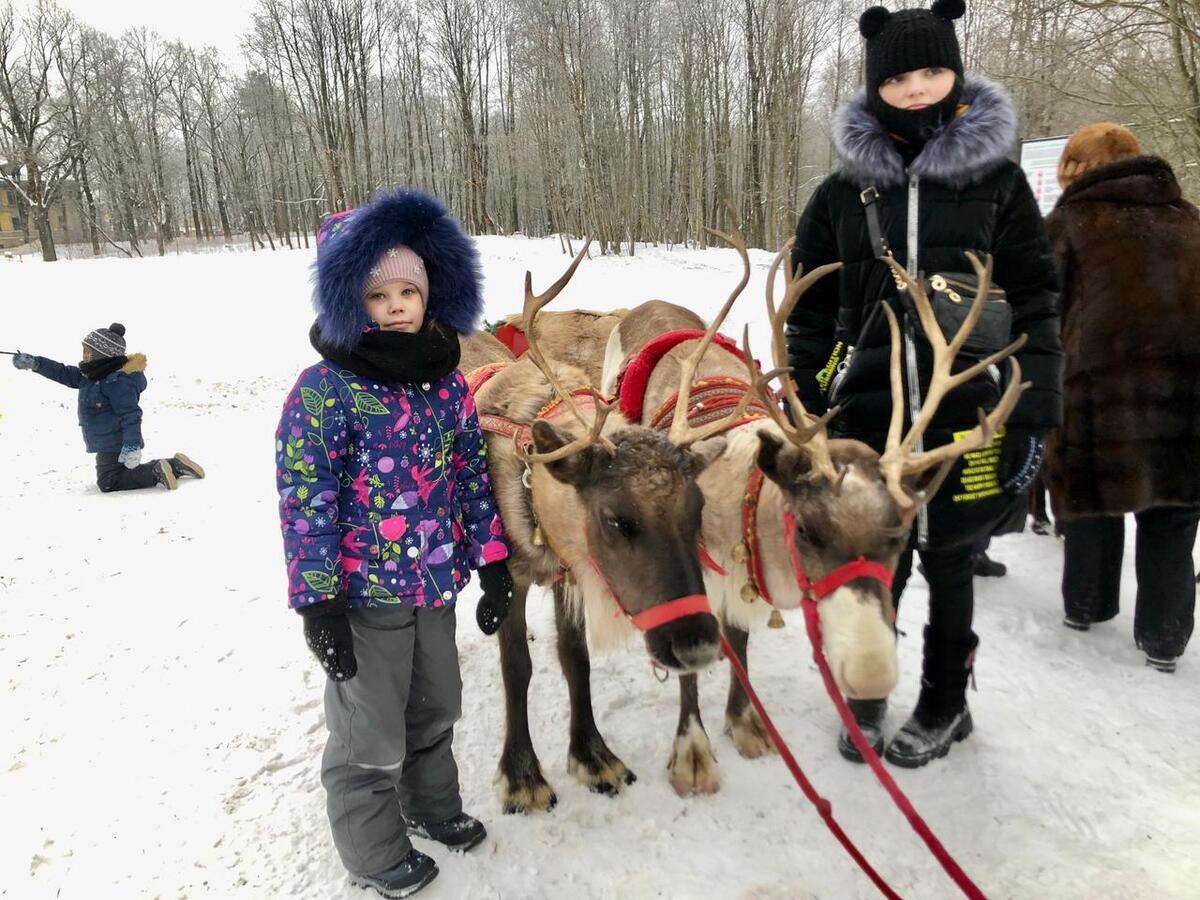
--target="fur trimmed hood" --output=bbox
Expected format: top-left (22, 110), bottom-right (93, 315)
top-left (832, 74), bottom-right (1017, 189)
top-left (121, 353), bottom-right (147, 374)
top-left (313, 189), bottom-right (483, 350)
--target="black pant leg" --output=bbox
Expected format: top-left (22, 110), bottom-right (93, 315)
top-left (1061, 515), bottom-right (1124, 623)
top-left (95, 452), bottom-right (161, 492)
top-left (1133, 506), bottom-right (1200, 659)
top-left (917, 544), bottom-right (975, 644)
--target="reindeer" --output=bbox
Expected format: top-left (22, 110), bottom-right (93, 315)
top-left (598, 240), bottom-right (1027, 794)
top-left (471, 241), bottom-right (759, 811)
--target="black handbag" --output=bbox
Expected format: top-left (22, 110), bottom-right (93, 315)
top-left (860, 185), bottom-right (1011, 358)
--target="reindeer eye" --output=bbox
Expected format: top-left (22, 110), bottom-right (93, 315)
top-left (604, 516), bottom-right (637, 538)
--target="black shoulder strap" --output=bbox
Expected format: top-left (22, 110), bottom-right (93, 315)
top-left (859, 186), bottom-right (892, 261)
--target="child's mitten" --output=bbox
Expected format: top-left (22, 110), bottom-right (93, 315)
top-left (298, 596), bottom-right (357, 681)
top-left (476, 562), bottom-right (514, 636)
top-left (118, 445), bottom-right (143, 469)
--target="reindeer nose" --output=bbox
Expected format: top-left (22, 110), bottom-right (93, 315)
top-left (839, 654), bottom-right (899, 701)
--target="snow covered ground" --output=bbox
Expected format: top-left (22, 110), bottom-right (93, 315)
top-left (1, 237), bottom-right (1197, 900)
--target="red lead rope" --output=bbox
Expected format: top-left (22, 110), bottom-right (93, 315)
top-left (719, 631), bottom-right (903, 900)
top-left (780, 512), bottom-right (988, 900)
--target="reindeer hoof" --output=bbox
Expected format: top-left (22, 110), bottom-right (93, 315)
top-left (568, 749), bottom-right (637, 797)
top-left (495, 770), bottom-right (558, 814)
top-left (726, 706), bottom-right (776, 759)
top-left (667, 718), bottom-right (721, 796)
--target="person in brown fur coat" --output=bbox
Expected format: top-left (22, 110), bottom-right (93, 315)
top-left (1044, 123), bottom-right (1200, 673)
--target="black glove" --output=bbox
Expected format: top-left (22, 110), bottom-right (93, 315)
top-left (476, 562), bottom-right (514, 636)
top-left (298, 596), bottom-right (357, 681)
top-left (999, 428), bottom-right (1045, 495)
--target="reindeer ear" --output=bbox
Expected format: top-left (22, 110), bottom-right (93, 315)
top-left (686, 437), bottom-right (727, 475)
top-left (756, 433), bottom-right (813, 488)
top-left (531, 420), bottom-right (599, 486)
top-left (859, 6), bottom-right (892, 38)
top-left (931, 0), bottom-right (966, 21)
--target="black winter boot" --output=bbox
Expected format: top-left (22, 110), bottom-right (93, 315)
top-left (886, 628), bottom-right (978, 769)
top-left (153, 459), bottom-right (178, 490)
top-left (837, 698), bottom-right (887, 763)
top-left (405, 812), bottom-right (486, 853)
top-left (351, 848), bottom-right (438, 898)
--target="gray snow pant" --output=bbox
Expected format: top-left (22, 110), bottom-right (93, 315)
top-left (320, 604), bottom-right (463, 878)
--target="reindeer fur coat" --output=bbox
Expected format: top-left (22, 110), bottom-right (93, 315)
top-left (1044, 155), bottom-right (1200, 517)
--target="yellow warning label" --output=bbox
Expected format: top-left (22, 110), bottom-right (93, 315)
top-left (950, 426), bottom-right (1004, 503)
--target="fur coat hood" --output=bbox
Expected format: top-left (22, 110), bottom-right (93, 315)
top-left (832, 74), bottom-right (1017, 189)
top-left (313, 188), bottom-right (484, 350)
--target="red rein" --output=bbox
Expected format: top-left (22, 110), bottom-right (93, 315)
top-left (736, 511), bottom-right (987, 900)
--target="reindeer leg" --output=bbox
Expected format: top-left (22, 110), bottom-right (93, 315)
top-left (667, 673), bottom-right (721, 796)
top-left (555, 582), bottom-right (637, 796)
top-left (722, 619), bottom-right (775, 759)
top-left (496, 577), bottom-right (557, 814)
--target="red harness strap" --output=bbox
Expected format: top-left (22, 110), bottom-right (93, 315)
top-left (465, 362), bottom-right (508, 395)
top-left (646, 376), bottom-right (770, 439)
top-left (781, 511), bottom-right (895, 600)
top-left (474, 388), bottom-right (606, 454)
top-left (586, 554), bottom-right (714, 632)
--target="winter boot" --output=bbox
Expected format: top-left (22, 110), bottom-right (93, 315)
top-left (971, 552), bottom-right (1007, 577)
top-left (885, 628), bottom-right (978, 769)
top-left (1031, 516), bottom-right (1053, 536)
top-left (350, 848), bottom-right (439, 899)
top-left (405, 812), bottom-right (486, 853)
top-left (1062, 615), bottom-right (1091, 632)
top-left (1145, 652), bottom-right (1178, 674)
top-left (837, 698), bottom-right (887, 763)
top-left (153, 459), bottom-right (178, 491)
top-left (170, 452), bottom-right (205, 479)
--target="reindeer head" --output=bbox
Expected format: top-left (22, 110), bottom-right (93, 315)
top-left (520, 238), bottom-right (755, 672)
top-left (746, 245), bottom-right (1028, 700)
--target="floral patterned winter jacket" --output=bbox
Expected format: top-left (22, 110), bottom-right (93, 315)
top-left (276, 362), bottom-right (510, 610)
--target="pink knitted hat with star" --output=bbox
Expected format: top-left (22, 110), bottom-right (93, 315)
top-left (363, 244), bottom-right (429, 301)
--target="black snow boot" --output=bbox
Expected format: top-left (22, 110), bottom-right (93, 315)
top-left (837, 698), bottom-right (887, 763)
top-left (169, 452), bottom-right (205, 479)
top-left (351, 848), bottom-right (438, 899)
top-left (1031, 516), bottom-right (1053, 536)
top-left (971, 552), bottom-right (1007, 577)
top-left (405, 811), bottom-right (486, 853)
top-left (886, 628), bottom-right (978, 769)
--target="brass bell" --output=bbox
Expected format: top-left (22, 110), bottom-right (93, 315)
top-left (740, 582), bottom-right (759, 604)
top-left (768, 609), bottom-right (786, 629)
top-left (562, 568), bottom-right (576, 587)
top-left (531, 523), bottom-right (545, 547)
top-left (731, 542), bottom-right (750, 564)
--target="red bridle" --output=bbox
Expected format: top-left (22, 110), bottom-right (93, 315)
top-left (781, 510), bottom-right (896, 602)
top-left (585, 551), bottom-right (713, 632)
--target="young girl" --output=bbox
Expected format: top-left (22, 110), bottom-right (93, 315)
top-left (786, 0), bottom-right (1062, 767)
top-left (276, 188), bottom-right (513, 898)
top-left (11, 323), bottom-right (204, 492)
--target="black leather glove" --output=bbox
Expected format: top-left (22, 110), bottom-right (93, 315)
top-left (298, 596), bottom-right (357, 681)
top-left (476, 562), bottom-right (514, 636)
top-left (999, 428), bottom-right (1045, 495)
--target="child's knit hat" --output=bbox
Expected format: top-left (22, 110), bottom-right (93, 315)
top-left (313, 188), bottom-right (482, 350)
top-left (363, 245), bottom-right (429, 301)
top-left (83, 322), bottom-right (127, 358)
top-left (859, 0), bottom-right (965, 93)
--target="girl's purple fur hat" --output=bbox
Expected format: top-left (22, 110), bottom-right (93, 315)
top-left (313, 188), bottom-right (483, 349)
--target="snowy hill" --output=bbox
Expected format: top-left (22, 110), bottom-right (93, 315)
top-left (1, 237), bottom-right (1197, 899)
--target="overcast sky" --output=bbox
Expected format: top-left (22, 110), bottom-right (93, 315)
top-left (12, 0), bottom-right (252, 67)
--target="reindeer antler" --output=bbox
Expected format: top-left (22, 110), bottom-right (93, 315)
top-left (666, 224), bottom-right (760, 447)
top-left (520, 238), bottom-right (617, 463)
top-left (755, 238), bottom-right (844, 480)
top-left (878, 251), bottom-right (1031, 516)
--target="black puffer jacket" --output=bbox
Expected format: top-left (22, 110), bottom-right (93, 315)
top-left (787, 76), bottom-right (1062, 453)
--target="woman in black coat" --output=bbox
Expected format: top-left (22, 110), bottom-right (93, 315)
top-left (786, 0), bottom-right (1062, 767)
